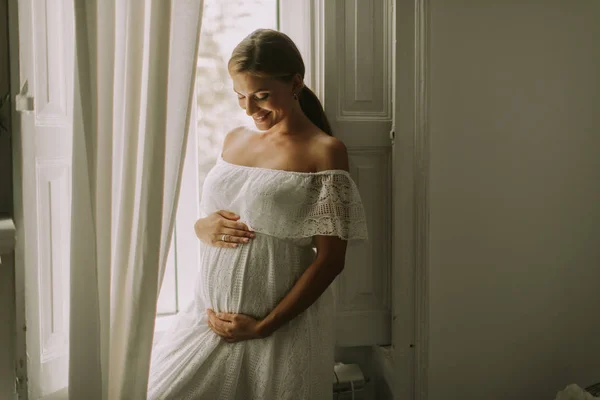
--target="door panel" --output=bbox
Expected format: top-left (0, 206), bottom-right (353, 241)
top-left (14, 0), bottom-right (74, 397)
top-left (336, 0), bottom-right (392, 120)
top-left (281, 0), bottom-right (393, 347)
top-left (336, 149), bottom-right (392, 346)
top-left (324, 0), bottom-right (393, 346)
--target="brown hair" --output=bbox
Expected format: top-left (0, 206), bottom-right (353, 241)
top-left (228, 29), bottom-right (333, 136)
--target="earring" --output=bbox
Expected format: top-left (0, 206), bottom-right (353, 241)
top-left (293, 92), bottom-right (298, 100)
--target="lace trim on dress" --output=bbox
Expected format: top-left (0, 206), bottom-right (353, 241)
top-left (205, 157), bottom-right (369, 241)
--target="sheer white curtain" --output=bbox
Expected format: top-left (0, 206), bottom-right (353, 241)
top-left (70, 1), bottom-right (203, 398)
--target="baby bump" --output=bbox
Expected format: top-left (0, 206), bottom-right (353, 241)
top-left (197, 233), bottom-right (315, 318)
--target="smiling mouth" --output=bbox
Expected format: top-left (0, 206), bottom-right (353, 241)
top-left (253, 111), bottom-right (271, 122)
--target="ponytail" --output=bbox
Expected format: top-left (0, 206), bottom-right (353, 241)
top-left (298, 86), bottom-right (333, 136)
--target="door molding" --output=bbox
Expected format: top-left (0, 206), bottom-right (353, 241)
top-left (392, 0), bottom-right (430, 399)
top-left (414, 0), bottom-right (430, 398)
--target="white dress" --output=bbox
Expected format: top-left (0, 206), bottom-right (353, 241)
top-left (147, 155), bottom-right (368, 400)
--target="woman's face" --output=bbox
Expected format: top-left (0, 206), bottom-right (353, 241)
top-left (230, 72), bottom-right (298, 131)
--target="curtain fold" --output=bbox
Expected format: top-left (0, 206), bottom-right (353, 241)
top-left (70, 1), bottom-right (204, 398)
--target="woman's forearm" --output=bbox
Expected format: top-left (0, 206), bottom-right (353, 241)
top-left (257, 260), bottom-right (343, 337)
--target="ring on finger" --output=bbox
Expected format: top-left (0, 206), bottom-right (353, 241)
top-left (221, 234), bottom-right (227, 242)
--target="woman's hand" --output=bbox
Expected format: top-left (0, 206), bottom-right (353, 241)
top-left (194, 210), bottom-right (255, 248)
top-left (206, 309), bottom-right (269, 343)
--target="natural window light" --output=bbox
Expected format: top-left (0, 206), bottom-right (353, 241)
top-left (155, 0), bottom-right (278, 331)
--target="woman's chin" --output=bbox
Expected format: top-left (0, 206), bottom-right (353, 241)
top-left (254, 121), bottom-right (272, 131)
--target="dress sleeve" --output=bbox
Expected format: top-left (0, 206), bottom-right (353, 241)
top-left (286, 172), bottom-right (369, 241)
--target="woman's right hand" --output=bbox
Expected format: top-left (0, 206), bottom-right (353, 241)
top-left (194, 210), bottom-right (255, 248)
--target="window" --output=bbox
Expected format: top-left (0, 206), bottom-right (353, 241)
top-left (155, 0), bottom-right (280, 332)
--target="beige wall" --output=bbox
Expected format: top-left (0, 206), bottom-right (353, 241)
top-left (428, 1), bottom-right (600, 399)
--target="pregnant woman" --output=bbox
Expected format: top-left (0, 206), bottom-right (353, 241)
top-left (147, 29), bottom-right (368, 400)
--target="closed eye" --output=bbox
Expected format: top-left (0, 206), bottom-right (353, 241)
top-left (235, 93), bottom-right (269, 101)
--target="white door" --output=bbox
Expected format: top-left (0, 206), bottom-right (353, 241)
top-left (323, 0), bottom-right (393, 347)
top-left (281, 0), bottom-right (394, 347)
top-left (12, 0), bottom-right (74, 398)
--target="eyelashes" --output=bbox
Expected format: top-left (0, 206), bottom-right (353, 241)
top-left (237, 94), bottom-right (269, 102)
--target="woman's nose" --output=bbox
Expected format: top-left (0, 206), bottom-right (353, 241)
top-left (245, 98), bottom-right (258, 116)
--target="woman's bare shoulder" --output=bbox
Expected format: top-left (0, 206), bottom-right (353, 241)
top-left (311, 133), bottom-right (349, 172)
top-left (222, 126), bottom-right (253, 154)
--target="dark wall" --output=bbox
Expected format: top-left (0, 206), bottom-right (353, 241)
top-left (0, 0), bottom-right (12, 215)
top-left (428, 1), bottom-right (600, 399)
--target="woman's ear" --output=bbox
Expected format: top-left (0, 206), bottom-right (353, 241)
top-left (292, 73), bottom-right (304, 94)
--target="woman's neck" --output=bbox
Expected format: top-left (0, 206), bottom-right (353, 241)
top-left (264, 108), bottom-right (314, 138)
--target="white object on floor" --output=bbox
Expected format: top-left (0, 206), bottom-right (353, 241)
top-left (555, 384), bottom-right (599, 400)
top-left (333, 363), bottom-right (366, 399)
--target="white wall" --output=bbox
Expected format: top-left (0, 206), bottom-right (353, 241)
top-left (428, 1), bottom-right (600, 399)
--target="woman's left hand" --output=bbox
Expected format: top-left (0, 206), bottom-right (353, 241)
top-left (206, 309), bottom-right (267, 343)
